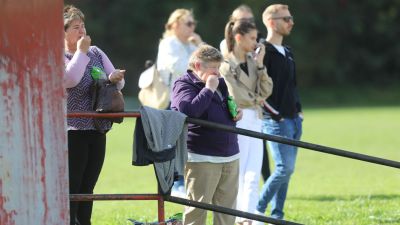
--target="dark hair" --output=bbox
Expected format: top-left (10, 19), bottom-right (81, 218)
top-left (224, 19), bottom-right (257, 52)
top-left (63, 5), bottom-right (85, 31)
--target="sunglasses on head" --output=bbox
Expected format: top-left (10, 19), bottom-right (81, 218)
top-left (185, 21), bottom-right (197, 27)
top-left (271, 16), bottom-right (293, 23)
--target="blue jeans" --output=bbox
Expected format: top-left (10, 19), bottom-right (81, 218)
top-left (256, 116), bottom-right (302, 219)
top-left (172, 175), bottom-right (184, 191)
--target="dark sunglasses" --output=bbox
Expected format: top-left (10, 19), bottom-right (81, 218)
top-left (271, 16), bottom-right (293, 23)
top-left (185, 21), bottom-right (197, 27)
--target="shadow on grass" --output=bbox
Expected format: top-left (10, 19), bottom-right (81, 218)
top-left (290, 194), bottom-right (400, 223)
top-left (290, 194), bottom-right (400, 202)
top-left (369, 217), bottom-right (400, 224)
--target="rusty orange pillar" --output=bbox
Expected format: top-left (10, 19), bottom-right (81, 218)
top-left (0, 0), bottom-right (68, 224)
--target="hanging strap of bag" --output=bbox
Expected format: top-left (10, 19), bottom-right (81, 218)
top-left (153, 58), bottom-right (172, 88)
top-left (138, 57), bottom-right (172, 110)
top-left (91, 50), bottom-right (124, 133)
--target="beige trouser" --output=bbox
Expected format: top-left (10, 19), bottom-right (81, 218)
top-left (183, 159), bottom-right (239, 225)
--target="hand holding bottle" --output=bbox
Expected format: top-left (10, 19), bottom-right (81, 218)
top-left (233, 108), bottom-right (243, 121)
top-left (227, 96), bottom-right (242, 121)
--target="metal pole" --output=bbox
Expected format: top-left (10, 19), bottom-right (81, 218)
top-left (67, 111), bottom-right (141, 118)
top-left (157, 186), bottom-right (165, 223)
top-left (67, 111), bottom-right (400, 169)
top-left (1, 1), bottom-right (68, 224)
top-left (70, 194), bottom-right (165, 222)
top-left (164, 196), bottom-right (303, 225)
top-left (157, 195), bottom-right (165, 223)
top-left (70, 194), bottom-right (162, 201)
top-left (185, 117), bottom-right (400, 169)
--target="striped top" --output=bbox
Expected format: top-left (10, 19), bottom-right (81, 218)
top-left (65, 46), bottom-right (112, 131)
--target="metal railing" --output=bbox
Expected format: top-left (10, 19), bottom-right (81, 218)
top-left (69, 194), bottom-right (165, 222)
top-left (68, 111), bottom-right (400, 225)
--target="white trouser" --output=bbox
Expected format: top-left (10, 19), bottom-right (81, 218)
top-left (236, 108), bottom-right (263, 219)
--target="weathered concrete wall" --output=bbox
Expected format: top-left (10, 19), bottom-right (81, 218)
top-left (0, 0), bottom-right (69, 224)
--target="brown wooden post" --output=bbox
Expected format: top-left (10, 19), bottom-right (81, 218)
top-left (0, 0), bottom-right (68, 224)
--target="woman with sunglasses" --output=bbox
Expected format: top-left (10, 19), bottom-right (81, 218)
top-left (220, 19), bottom-right (273, 225)
top-left (157, 9), bottom-right (203, 93)
top-left (156, 8), bottom-right (203, 198)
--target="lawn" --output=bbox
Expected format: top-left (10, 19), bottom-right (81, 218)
top-left (91, 106), bottom-right (400, 225)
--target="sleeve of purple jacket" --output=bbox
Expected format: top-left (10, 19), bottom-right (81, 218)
top-left (172, 80), bottom-right (215, 118)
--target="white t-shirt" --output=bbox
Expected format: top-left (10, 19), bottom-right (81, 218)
top-left (188, 152), bottom-right (240, 163)
top-left (219, 39), bottom-right (228, 56)
top-left (273, 44), bottom-right (286, 56)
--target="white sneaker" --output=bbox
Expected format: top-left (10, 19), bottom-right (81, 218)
top-left (171, 186), bottom-right (186, 198)
top-left (252, 220), bottom-right (264, 225)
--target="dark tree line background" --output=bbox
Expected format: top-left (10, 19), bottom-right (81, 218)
top-left (65, 0), bottom-right (400, 97)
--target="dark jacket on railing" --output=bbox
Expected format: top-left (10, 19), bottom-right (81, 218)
top-left (132, 106), bottom-right (188, 194)
top-left (171, 70), bottom-right (239, 157)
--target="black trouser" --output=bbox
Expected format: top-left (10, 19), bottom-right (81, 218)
top-left (261, 140), bottom-right (271, 182)
top-left (68, 130), bottom-right (106, 225)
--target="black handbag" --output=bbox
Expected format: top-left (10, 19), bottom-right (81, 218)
top-left (92, 78), bottom-right (125, 124)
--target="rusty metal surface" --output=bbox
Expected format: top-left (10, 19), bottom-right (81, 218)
top-left (0, 0), bottom-right (68, 224)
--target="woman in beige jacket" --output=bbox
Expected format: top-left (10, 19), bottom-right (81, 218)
top-left (219, 19), bottom-right (273, 224)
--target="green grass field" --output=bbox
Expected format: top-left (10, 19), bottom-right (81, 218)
top-left (91, 106), bottom-right (400, 225)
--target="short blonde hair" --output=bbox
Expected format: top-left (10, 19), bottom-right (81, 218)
top-left (262, 4), bottom-right (289, 27)
top-left (63, 5), bottom-right (85, 31)
top-left (188, 45), bottom-right (223, 70)
top-left (163, 9), bottom-right (193, 38)
top-left (231, 4), bottom-right (253, 21)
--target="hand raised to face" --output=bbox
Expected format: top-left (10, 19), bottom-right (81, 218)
top-left (254, 43), bottom-right (266, 67)
top-left (205, 74), bottom-right (219, 92)
top-left (188, 33), bottom-right (203, 46)
top-left (77, 35), bottom-right (91, 53)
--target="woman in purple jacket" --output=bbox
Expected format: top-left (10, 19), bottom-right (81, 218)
top-left (171, 45), bottom-right (242, 225)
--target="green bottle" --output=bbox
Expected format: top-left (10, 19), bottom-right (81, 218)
top-left (91, 66), bottom-right (106, 80)
top-left (227, 96), bottom-right (238, 118)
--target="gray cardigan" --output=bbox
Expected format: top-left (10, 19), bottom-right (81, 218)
top-left (133, 106), bottom-right (188, 194)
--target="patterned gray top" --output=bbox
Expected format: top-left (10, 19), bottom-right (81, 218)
top-left (65, 46), bottom-right (112, 131)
